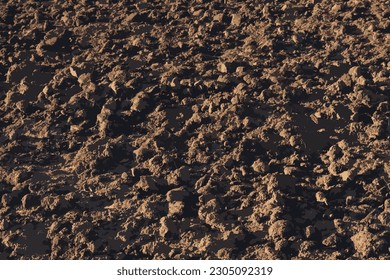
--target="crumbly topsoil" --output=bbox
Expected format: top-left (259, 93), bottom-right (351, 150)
top-left (0, 0), bottom-right (389, 259)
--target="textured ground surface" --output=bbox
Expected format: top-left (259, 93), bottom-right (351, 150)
top-left (0, 0), bottom-right (389, 259)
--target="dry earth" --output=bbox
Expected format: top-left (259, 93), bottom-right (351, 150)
top-left (0, 0), bottom-right (389, 259)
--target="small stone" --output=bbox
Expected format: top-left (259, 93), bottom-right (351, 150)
top-left (315, 191), bottom-right (328, 205)
top-left (234, 82), bottom-right (247, 95)
top-left (240, 166), bottom-right (248, 176)
top-left (334, 79), bottom-right (348, 93)
top-left (69, 66), bottom-right (79, 78)
top-left (83, 82), bottom-right (97, 94)
top-left (217, 62), bottom-right (230, 73)
top-left (130, 168), bottom-right (138, 177)
top-left (5, 64), bottom-right (20, 83)
top-left (231, 14), bottom-right (242, 26)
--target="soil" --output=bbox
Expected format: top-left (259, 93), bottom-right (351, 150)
top-left (0, 0), bottom-right (389, 260)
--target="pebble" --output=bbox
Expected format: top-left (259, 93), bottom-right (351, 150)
top-left (231, 14), bottom-right (242, 26)
top-left (69, 66), bottom-right (79, 78)
top-left (217, 62), bottom-right (230, 73)
top-left (315, 191), bottom-right (328, 205)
